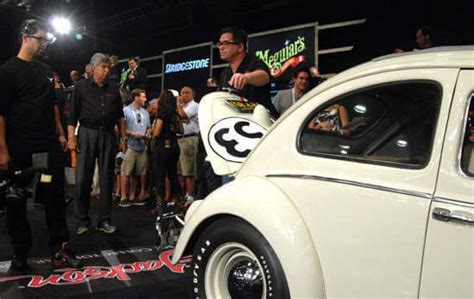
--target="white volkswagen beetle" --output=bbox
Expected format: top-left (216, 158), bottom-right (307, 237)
top-left (172, 46), bottom-right (474, 298)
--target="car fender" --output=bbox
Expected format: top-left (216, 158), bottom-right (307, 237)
top-left (172, 175), bottom-right (326, 298)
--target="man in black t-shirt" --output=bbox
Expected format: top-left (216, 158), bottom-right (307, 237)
top-left (0, 19), bottom-right (81, 271)
top-left (217, 26), bottom-right (278, 118)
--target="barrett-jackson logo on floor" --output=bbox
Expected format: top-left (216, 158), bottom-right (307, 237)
top-left (0, 249), bottom-right (190, 288)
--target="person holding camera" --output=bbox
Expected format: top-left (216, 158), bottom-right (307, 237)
top-left (0, 19), bottom-right (82, 271)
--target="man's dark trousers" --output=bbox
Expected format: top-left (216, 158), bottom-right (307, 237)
top-left (6, 147), bottom-right (69, 255)
top-left (75, 126), bottom-right (116, 227)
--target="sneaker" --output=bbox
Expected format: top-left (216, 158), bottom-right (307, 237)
top-left (130, 199), bottom-right (146, 206)
top-left (113, 193), bottom-right (121, 202)
top-left (185, 194), bottom-right (195, 203)
top-left (76, 226), bottom-right (90, 235)
top-left (119, 199), bottom-right (131, 208)
top-left (51, 242), bottom-right (83, 268)
top-left (9, 254), bottom-right (29, 271)
top-left (96, 221), bottom-right (116, 234)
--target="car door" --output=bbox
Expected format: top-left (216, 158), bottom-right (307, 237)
top-left (419, 70), bottom-right (474, 298)
top-left (244, 68), bottom-right (459, 297)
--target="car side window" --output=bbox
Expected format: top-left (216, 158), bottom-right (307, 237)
top-left (299, 82), bottom-right (441, 168)
top-left (461, 95), bottom-right (474, 176)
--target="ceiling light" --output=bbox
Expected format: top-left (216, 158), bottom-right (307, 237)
top-left (51, 16), bottom-right (71, 35)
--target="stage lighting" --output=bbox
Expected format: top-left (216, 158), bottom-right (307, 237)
top-left (75, 33), bottom-right (83, 40)
top-left (51, 16), bottom-right (71, 34)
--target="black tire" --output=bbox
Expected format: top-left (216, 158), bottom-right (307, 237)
top-left (191, 217), bottom-right (290, 299)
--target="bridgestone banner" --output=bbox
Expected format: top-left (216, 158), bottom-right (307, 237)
top-left (163, 44), bottom-right (212, 99)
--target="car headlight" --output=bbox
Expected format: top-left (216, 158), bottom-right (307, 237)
top-left (185, 200), bottom-right (203, 223)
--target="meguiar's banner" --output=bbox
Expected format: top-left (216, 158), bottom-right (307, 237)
top-left (248, 25), bottom-right (315, 89)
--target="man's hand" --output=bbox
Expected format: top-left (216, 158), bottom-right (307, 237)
top-left (0, 145), bottom-right (9, 170)
top-left (177, 96), bottom-right (185, 105)
top-left (130, 131), bottom-right (145, 139)
top-left (120, 139), bottom-right (127, 152)
top-left (68, 136), bottom-right (79, 152)
top-left (228, 73), bottom-right (248, 90)
top-left (59, 135), bottom-right (68, 152)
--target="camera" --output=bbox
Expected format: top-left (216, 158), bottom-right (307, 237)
top-left (0, 152), bottom-right (64, 216)
top-left (115, 151), bottom-right (125, 167)
top-left (0, 167), bottom-right (38, 216)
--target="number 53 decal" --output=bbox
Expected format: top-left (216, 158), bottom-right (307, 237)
top-left (208, 117), bottom-right (268, 163)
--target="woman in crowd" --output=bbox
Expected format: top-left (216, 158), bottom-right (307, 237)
top-left (308, 103), bottom-right (350, 136)
top-left (152, 90), bottom-right (183, 211)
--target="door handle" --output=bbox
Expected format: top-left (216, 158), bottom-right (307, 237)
top-left (432, 207), bottom-right (474, 224)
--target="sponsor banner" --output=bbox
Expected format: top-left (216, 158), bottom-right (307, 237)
top-left (248, 25), bottom-right (315, 92)
top-left (163, 44), bottom-right (212, 99)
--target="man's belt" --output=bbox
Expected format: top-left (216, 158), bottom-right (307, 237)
top-left (81, 123), bottom-right (115, 131)
top-left (177, 133), bottom-right (198, 139)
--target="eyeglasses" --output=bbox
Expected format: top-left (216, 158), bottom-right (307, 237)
top-left (217, 41), bottom-right (240, 47)
top-left (27, 35), bottom-right (51, 44)
top-left (136, 112), bottom-right (142, 124)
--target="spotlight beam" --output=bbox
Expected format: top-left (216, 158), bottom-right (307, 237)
top-left (51, 16), bottom-right (71, 34)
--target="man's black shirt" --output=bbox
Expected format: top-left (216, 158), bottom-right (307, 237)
top-left (124, 66), bottom-right (147, 91)
top-left (219, 54), bottom-right (278, 117)
top-left (68, 78), bottom-right (123, 130)
top-left (0, 57), bottom-right (58, 153)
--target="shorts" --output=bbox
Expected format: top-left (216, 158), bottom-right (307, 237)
top-left (177, 135), bottom-right (198, 177)
top-left (121, 148), bottom-right (148, 176)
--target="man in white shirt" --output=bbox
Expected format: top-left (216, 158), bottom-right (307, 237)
top-left (274, 66), bottom-right (310, 115)
top-left (177, 85), bottom-right (199, 202)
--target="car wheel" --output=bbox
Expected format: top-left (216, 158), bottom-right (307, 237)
top-left (191, 217), bottom-right (290, 299)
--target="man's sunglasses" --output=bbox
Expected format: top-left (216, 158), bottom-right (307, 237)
top-left (27, 35), bottom-right (56, 44)
top-left (216, 41), bottom-right (240, 47)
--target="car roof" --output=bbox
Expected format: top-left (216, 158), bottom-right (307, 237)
top-left (299, 46), bottom-right (474, 106)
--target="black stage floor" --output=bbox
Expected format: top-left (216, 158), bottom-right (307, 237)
top-left (0, 194), bottom-right (191, 298)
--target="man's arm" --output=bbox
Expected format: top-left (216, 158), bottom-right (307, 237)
top-left (0, 116), bottom-right (9, 169)
top-left (54, 105), bottom-right (67, 152)
top-left (176, 97), bottom-right (188, 119)
top-left (244, 70), bottom-right (270, 86)
top-left (119, 117), bottom-right (127, 152)
top-left (228, 70), bottom-right (270, 90)
top-left (67, 84), bottom-right (80, 151)
top-left (115, 91), bottom-right (127, 152)
top-left (0, 68), bottom-right (13, 169)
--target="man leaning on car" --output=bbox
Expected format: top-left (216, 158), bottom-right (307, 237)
top-left (217, 26), bottom-right (278, 118)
